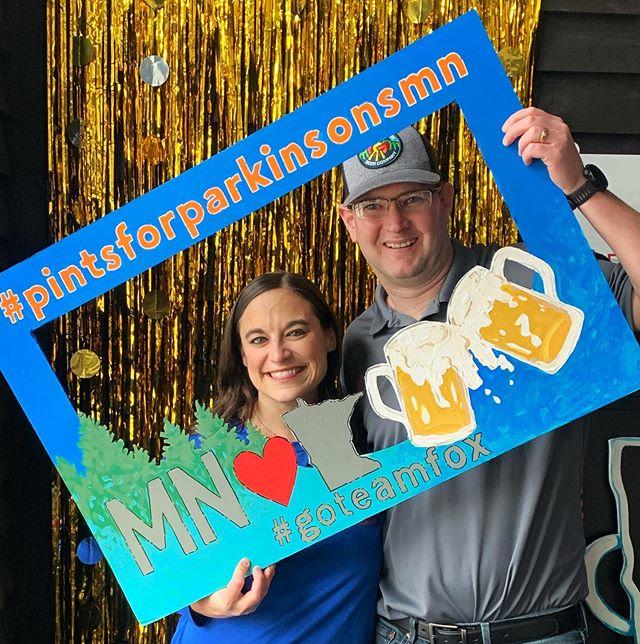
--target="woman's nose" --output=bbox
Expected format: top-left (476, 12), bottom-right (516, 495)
top-left (268, 340), bottom-right (291, 362)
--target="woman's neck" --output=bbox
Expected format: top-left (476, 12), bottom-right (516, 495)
top-left (250, 398), bottom-right (299, 441)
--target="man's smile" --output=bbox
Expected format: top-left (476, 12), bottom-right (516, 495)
top-left (383, 237), bottom-right (418, 250)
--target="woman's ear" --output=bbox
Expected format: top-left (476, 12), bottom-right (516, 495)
top-left (326, 328), bottom-right (337, 353)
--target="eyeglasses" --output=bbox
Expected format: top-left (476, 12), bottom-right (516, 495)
top-left (349, 188), bottom-right (441, 220)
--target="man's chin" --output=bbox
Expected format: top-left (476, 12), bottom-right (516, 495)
top-left (382, 265), bottom-right (426, 282)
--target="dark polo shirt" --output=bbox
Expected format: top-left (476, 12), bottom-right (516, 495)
top-left (341, 239), bottom-right (636, 623)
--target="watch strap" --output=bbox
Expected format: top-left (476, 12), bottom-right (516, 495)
top-left (566, 164), bottom-right (607, 210)
top-left (567, 181), bottom-right (600, 210)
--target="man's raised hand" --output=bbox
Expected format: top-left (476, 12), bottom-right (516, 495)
top-left (502, 106), bottom-right (585, 195)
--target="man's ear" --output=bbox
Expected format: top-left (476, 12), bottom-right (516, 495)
top-left (439, 181), bottom-right (454, 215)
top-left (338, 204), bottom-right (358, 242)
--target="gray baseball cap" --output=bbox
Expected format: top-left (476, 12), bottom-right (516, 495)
top-left (341, 126), bottom-right (441, 205)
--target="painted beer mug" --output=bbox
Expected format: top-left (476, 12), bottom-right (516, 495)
top-left (447, 247), bottom-right (584, 374)
top-left (365, 321), bottom-right (481, 447)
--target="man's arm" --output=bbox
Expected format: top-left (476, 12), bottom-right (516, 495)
top-left (502, 107), bottom-right (640, 332)
top-left (578, 191), bottom-right (640, 330)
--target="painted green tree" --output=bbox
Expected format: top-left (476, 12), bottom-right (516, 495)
top-left (56, 406), bottom-right (267, 544)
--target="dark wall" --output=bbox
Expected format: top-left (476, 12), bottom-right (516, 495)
top-left (534, 0), bottom-right (640, 154)
top-left (535, 3), bottom-right (640, 642)
top-left (0, 0), bottom-right (53, 642)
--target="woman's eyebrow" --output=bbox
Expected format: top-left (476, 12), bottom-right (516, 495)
top-left (285, 319), bottom-right (309, 329)
top-left (243, 319), bottom-right (309, 339)
top-left (243, 327), bottom-right (265, 338)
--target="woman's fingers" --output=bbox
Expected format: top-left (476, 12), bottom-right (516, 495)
top-left (236, 565), bottom-right (276, 614)
top-left (189, 560), bottom-right (275, 618)
top-left (225, 557), bottom-right (251, 597)
top-left (189, 558), bottom-right (252, 617)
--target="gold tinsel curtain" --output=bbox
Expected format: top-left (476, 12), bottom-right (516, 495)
top-left (48, 0), bottom-right (541, 640)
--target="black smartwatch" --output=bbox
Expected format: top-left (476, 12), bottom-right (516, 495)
top-left (566, 164), bottom-right (608, 210)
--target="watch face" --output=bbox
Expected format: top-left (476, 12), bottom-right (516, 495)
top-left (584, 164), bottom-right (608, 190)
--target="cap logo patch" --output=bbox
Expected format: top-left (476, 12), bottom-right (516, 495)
top-left (358, 134), bottom-right (402, 169)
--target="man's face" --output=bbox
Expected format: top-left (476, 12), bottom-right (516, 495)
top-left (338, 181), bottom-right (453, 289)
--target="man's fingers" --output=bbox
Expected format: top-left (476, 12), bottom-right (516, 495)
top-left (265, 564), bottom-right (276, 580)
top-left (502, 106), bottom-right (546, 132)
top-left (520, 142), bottom-right (548, 166)
top-left (502, 118), bottom-right (532, 146)
top-left (226, 557), bottom-right (251, 596)
top-left (516, 126), bottom-right (551, 157)
top-left (501, 107), bottom-right (538, 133)
top-left (502, 117), bottom-right (550, 148)
top-left (502, 109), bottom-right (566, 147)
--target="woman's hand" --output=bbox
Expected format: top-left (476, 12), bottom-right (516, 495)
top-left (190, 558), bottom-right (276, 618)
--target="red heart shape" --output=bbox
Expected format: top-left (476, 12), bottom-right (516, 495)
top-left (233, 437), bottom-right (297, 506)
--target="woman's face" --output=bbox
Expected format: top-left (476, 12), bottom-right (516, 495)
top-left (238, 288), bottom-right (336, 408)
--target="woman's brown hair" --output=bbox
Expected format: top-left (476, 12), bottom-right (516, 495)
top-left (213, 272), bottom-right (341, 424)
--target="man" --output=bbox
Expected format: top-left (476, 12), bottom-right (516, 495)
top-left (339, 107), bottom-right (640, 644)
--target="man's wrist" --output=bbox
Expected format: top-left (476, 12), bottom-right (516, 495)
top-left (566, 164), bottom-right (608, 210)
top-left (563, 176), bottom-right (587, 196)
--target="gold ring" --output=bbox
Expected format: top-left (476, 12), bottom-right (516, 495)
top-left (539, 127), bottom-right (549, 144)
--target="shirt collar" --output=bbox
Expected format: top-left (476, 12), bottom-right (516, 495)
top-left (368, 238), bottom-right (477, 336)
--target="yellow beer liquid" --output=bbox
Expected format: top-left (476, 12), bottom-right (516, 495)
top-left (396, 366), bottom-right (472, 438)
top-left (480, 284), bottom-right (572, 364)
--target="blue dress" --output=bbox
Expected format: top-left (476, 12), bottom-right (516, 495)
top-left (171, 428), bottom-right (382, 643)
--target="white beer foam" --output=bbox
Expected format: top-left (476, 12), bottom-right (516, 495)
top-left (447, 267), bottom-right (516, 373)
top-left (385, 322), bottom-right (482, 407)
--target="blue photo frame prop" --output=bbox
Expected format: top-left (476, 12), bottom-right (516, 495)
top-left (0, 11), bottom-right (639, 624)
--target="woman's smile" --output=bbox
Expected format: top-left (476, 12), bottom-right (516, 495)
top-left (265, 366), bottom-right (306, 380)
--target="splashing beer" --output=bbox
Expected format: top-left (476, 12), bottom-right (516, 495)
top-left (365, 322), bottom-right (481, 447)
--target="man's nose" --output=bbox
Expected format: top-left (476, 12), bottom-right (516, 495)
top-left (384, 202), bottom-right (409, 231)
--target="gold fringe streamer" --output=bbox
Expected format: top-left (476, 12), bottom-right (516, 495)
top-left (48, 0), bottom-right (541, 640)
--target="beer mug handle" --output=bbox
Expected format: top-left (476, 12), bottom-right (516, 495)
top-left (365, 364), bottom-right (407, 425)
top-left (490, 247), bottom-right (558, 300)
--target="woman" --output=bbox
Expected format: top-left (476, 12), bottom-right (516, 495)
top-left (172, 272), bottom-right (382, 643)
